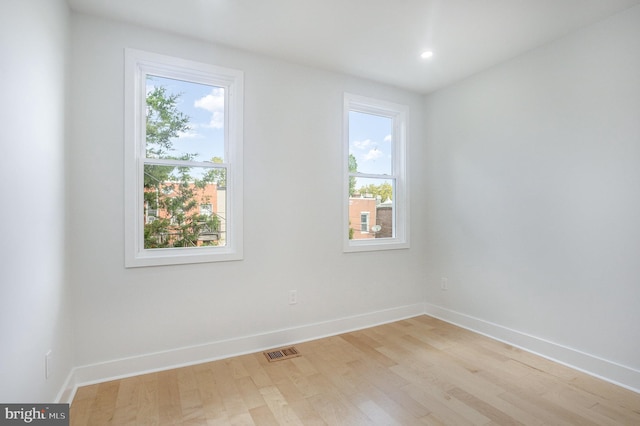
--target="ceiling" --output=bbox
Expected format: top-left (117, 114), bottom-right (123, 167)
top-left (66, 0), bottom-right (640, 94)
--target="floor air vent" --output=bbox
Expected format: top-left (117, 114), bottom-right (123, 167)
top-left (264, 346), bottom-right (300, 362)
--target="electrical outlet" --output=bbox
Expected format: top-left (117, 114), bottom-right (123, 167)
top-left (289, 290), bottom-right (298, 305)
top-left (441, 277), bottom-right (448, 291)
top-left (45, 350), bottom-right (52, 379)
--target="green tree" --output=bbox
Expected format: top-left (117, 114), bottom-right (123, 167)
top-left (348, 154), bottom-right (358, 196)
top-left (204, 156), bottom-right (226, 188)
top-left (358, 181), bottom-right (393, 202)
top-left (145, 86), bottom-right (190, 158)
top-left (143, 85), bottom-right (221, 248)
top-left (143, 86), bottom-right (191, 207)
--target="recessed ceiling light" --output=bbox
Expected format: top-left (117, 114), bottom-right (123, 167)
top-left (420, 51), bottom-right (434, 59)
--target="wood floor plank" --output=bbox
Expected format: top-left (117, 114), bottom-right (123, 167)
top-left (258, 385), bottom-right (304, 424)
top-left (347, 379), bottom-right (425, 425)
top-left (70, 315), bottom-right (640, 425)
top-left (589, 400), bottom-right (640, 425)
top-left (354, 398), bottom-right (400, 425)
top-left (235, 375), bottom-right (267, 410)
top-left (263, 363), bottom-right (307, 403)
top-left (86, 381), bottom-right (120, 425)
top-left (305, 392), bottom-right (374, 425)
top-left (157, 370), bottom-right (182, 425)
top-left (111, 376), bottom-right (142, 425)
top-left (194, 365), bottom-right (229, 424)
top-left (135, 375), bottom-right (160, 425)
top-left (286, 398), bottom-right (328, 425)
top-left (448, 386), bottom-right (524, 425)
top-left (248, 404), bottom-right (279, 425)
top-left (402, 381), bottom-right (484, 425)
top-left (499, 387), bottom-right (602, 426)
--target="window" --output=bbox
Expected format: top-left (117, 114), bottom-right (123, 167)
top-left (344, 93), bottom-right (409, 251)
top-left (360, 212), bottom-right (370, 232)
top-left (200, 204), bottom-right (213, 217)
top-left (125, 49), bottom-right (243, 267)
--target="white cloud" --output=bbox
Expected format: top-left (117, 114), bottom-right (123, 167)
top-left (384, 134), bottom-right (392, 142)
top-left (194, 88), bottom-right (225, 129)
top-left (364, 148), bottom-right (383, 161)
top-left (353, 139), bottom-right (372, 150)
top-left (177, 129), bottom-right (200, 139)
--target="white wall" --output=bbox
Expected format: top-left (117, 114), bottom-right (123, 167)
top-left (67, 13), bottom-right (426, 381)
top-left (5, 1), bottom-right (637, 400)
top-left (0, 0), bottom-right (73, 402)
top-left (423, 5), bottom-right (640, 389)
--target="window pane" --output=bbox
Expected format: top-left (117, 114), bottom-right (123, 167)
top-left (348, 111), bottom-right (393, 175)
top-left (360, 213), bottom-right (369, 232)
top-left (146, 75), bottom-right (225, 163)
top-left (348, 177), bottom-right (394, 239)
top-left (143, 165), bottom-right (227, 248)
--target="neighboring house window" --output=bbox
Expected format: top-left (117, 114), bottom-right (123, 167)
top-left (145, 201), bottom-right (158, 224)
top-left (360, 212), bottom-right (370, 232)
top-left (125, 49), bottom-right (243, 267)
top-left (200, 204), bottom-right (213, 217)
top-left (344, 93), bottom-right (409, 252)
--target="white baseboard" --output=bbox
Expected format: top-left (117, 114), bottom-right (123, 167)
top-left (59, 303), bottom-right (425, 403)
top-left (58, 301), bottom-right (639, 403)
top-left (424, 303), bottom-right (640, 394)
top-left (56, 370), bottom-right (76, 405)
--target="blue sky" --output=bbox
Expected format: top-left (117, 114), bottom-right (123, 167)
top-left (146, 75), bottom-right (225, 163)
top-left (348, 110), bottom-right (393, 176)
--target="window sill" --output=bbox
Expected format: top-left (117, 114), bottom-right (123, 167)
top-left (125, 246), bottom-right (243, 268)
top-left (343, 239), bottom-right (409, 253)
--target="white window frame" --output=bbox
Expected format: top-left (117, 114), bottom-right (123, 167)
top-left (343, 93), bottom-right (409, 252)
top-left (124, 49), bottom-right (243, 267)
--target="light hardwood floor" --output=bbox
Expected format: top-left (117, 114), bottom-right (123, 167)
top-left (70, 315), bottom-right (640, 425)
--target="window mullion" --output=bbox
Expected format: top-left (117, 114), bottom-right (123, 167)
top-left (143, 157), bottom-right (229, 169)
top-left (350, 172), bottom-right (395, 180)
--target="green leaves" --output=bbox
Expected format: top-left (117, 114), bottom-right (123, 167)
top-left (358, 181), bottom-right (393, 202)
top-left (348, 154), bottom-right (358, 196)
top-left (145, 86), bottom-right (190, 158)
